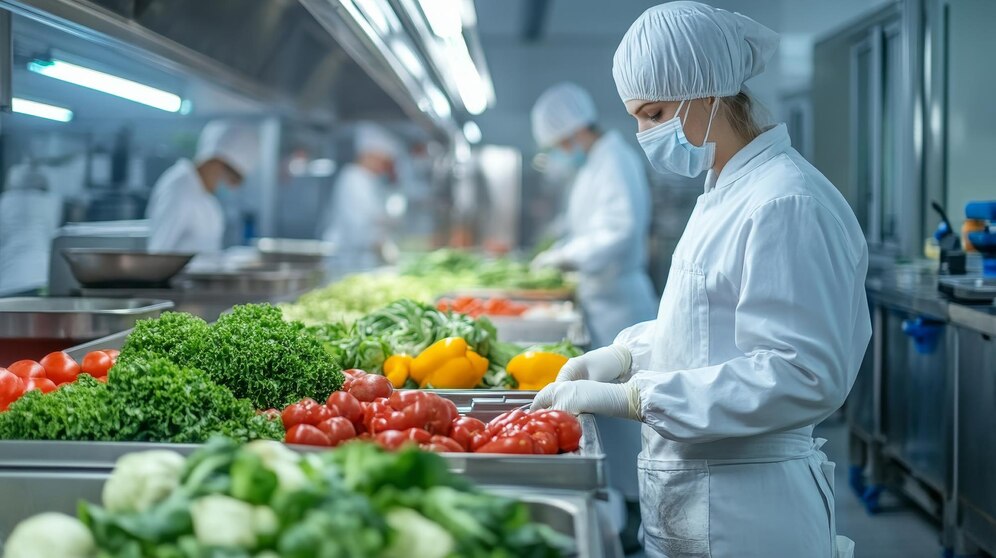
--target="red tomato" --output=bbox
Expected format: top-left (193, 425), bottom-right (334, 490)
top-left (533, 410), bottom-right (582, 452)
top-left (343, 369), bottom-right (366, 379)
top-left (450, 416), bottom-right (487, 450)
top-left (81, 351), bottom-right (113, 378)
top-left (488, 409), bottom-right (530, 435)
top-left (402, 428), bottom-right (432, 444)
top-left (326, 391), bottom-right (363, 424)
top-left (316, 417), bottom-right (357, 446)
top-left (8, 360), bottom-right (45, 380)
top-left (40, 352), bottom-right (81, 385)
top-left (23, 378), bottom-right (57, 394)
top-left (101, 349), bottom-right (121, 361)
top-left (0, 370), bottom-right (25, 410)
top-left (95, 376), bottom-right (107, 383)
top-left (475, 432), bottom-right (537, 454)
top-left (520, 418), bottom-right (558, 437)
top-left (305, 404), bottom-right (334, 426)
top-left (429, 435), bottom-right (465, 453)
top-left (529, 431), bottom-right (559, 455)
top-left (281, 403), bottom-right (310, 428)
top-left (348, 374), bottom-right (393, 402)
top-left (387, 390), bottom-right (427, 411)
top-left (470, 431), bottom-right (494, 452)
top-left (375, 430), bottom-right (409, 450)
top-left (285, 424), bottom-right (332, 446)
top-left (424, 396), bottom-right (459, 435)
top-left (361, 400), bottom-right (390, 433)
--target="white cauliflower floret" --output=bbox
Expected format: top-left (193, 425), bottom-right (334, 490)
top-left (102, 450), bottom-right (185, 513)
top-left (3, 512), bottom-right (95, 558)
top-left (191, 494), bottom-right (276, 549)
top-left (243, 440), bottom-right (307, 491)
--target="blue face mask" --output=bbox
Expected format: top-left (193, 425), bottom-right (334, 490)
top-left (549, 140), bottom-right (587, 170)
top-left (637, 99), bottom-right (719, 178)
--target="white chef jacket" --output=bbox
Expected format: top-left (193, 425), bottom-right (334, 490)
top-left (554, 130), bottom-right (659, 347)
top-left (616, 124), bottom-right (870, 557)
top-left (0, 188), bottom-right (62, 292)
top-left (146, 159), bottom-right (224, 253)
top-left (320, 163), bottom-right (388, 271)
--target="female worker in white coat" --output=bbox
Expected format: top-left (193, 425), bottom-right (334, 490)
top-left (146, 121), bottom-right (259, 253)
top-left (533, 3), bottom-right (870, 557)
top-left (530, 82), bottom-right (658, 348)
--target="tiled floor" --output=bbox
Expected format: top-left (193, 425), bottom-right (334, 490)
top-left (624, 418), bottom-right (944, 558)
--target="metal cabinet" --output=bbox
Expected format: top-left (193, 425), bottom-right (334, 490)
top-left (954, 322), bottom-right (996, 555)
top-left (880, 308), bottom-right (953, 498)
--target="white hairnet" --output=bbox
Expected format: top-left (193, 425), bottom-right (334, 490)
top-left (531, 82), bottom-right (598, 148)
top-left (612, 1), bottom-right (779, 103)
top-left (355, 123), bottom-right (402, 160)
top-left (195, 120), bottom-right (260, 178)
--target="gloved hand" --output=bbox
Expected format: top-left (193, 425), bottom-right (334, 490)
top-left (557, 344), bottom-right (632, 383)
top-left (530, 380), bottom-right (641, 420)
top-left (530, 249), bottom-right (566, 271)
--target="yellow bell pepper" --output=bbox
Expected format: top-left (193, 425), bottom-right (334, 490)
top-left (410, 337), bottom-right (489, 389)
top-left (507, 351), bottom-right (569, 391)
top-left (383, 354), bottom-right (413, 388)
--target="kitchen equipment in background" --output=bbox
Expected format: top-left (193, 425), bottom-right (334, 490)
top-left (255, 237), bottom-right (334, 266)
top-left (0, 297), bottom-right (173, 363)
top-left (62, 249), bottom-right (194, 288)
top-left (48, 221), bottom-right (150, 296)
top-left (938, 201), bottom-right (996, 303)
top-left (931, 201), bottom-right (966, 276)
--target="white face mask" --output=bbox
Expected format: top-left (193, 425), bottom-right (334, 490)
top-left (636, 99), bottom-right (719, 178)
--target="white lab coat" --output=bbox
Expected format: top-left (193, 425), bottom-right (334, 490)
top-left (146, 159), bottom-right (224, 253)
top-left (554, 130), bottom-right (659, 346)
top-left (320, 163), bottom-right (388, 272)
top-left (0, 188), bottom-right (62, 293)
top-left (615, 124), bottom-right (869, 557)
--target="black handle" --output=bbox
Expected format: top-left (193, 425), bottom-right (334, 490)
top-left (932, 200), bottom-right (954, 232)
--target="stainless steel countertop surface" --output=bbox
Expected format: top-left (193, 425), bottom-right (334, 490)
top-left (865, 263), bottom-right (996, 332)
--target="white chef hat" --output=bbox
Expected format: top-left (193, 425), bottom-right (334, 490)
top-left (195, 120), bottom-right (260, 178)
top-left (355, 122), bottom-right (402, 160)
top-left (612, 1), bottom-right (779, 103)
top-left (531, 82), bottom-right (599, 149)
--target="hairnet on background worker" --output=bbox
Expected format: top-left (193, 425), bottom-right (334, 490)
top-left (319, 122), bottom-right (403, 271)
top-left (530, 81), bottom-right (659, 551)
top-left (531, 3), bottom-right (869, 557)
top-left (146, 120), bottom-right (259, 253)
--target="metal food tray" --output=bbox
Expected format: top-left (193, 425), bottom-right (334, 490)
top-left (490, 315), bottom-right (588, 346)
top-left (0, 298), bottom-right (174, 340)
top-left (178, 267), bottom-right (319, 296)
top-left (440, 287), bottom-right (576, 302)
top-left (0, 467), bottom-right (612, 557)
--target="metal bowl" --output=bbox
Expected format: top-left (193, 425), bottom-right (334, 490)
top-left (61, 249), bottom-right (194, 288)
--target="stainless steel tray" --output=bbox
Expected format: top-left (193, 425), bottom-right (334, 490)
top-left (178, 268), bottom-right (319, 296)
top-left (0, 298), bottom-right (174, 339)
top-left (490, 315), bottom-right (588, 346)
top-left (0, 470), bottom-right (613, 557)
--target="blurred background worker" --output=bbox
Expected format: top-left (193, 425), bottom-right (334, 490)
top-left (530, 81), bottom-right (657, 552)
top-left (319, 123), bottom-right (402, 271)
top-left (530, 82), bottom-right (658, 347)
top-left (146, 120), bottom-right (259, 253)
top-left (0, 163), bottom-right (62, 294)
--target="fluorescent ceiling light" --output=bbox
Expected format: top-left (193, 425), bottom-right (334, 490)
top-left (419, 0), bottom-right (462, 38)
top-left (445, 37), bottom-right (488, 115)
top-left (462, 121), bottom-right (481, 144)
top-left (28, 59), bottom-right (182, 112)
top-left (307, 158), bottom-right (337, 177)
top-left (425, 83), bottom-right (451, 119)
top-left (390, 39), bottom-right (425, 79)
top-left (11, 97), bottom-right (74, 122)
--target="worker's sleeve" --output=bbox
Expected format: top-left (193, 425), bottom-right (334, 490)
top-left (613, 320), bottom-right (656, 381)
top-left (630, 196), bottom-right (868, 443)
top-left (556, 158), bottom-right (641, 273)
top-left (147, 188), bottom-right (189, 252)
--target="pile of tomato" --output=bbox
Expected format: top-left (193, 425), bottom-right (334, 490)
top-left (277, 369), bottom-right (582, 454)
top-left (0, 350), bottom-right (118, 410)
top-left (436, 296), bottom-right (529, 318)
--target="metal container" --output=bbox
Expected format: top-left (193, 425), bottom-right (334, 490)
top-left (62, 248), bottom-right (194, 288)
top-left (255, 237), bottom-right (334, 265)
top-left (180, 267), bottom-right (318, 296)
top-left (491, 316), bottom-right (588, 346)
top-left (0, 457), bottom-right (613, 557)
top-left (0, 298), bottom-right (173, 362)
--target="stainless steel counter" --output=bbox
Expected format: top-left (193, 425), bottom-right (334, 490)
top-left (948, 304), bottom-right (996, 336)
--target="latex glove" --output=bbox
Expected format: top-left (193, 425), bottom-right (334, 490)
top-left (557, 345), bottom-right (632, 383)
top-left (530, 249), bottom-right (566, 271)
top-left (530, 380), bottom-right (641, 420)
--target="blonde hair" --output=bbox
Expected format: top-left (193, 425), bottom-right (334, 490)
top-left (721, 91), bottom-right (764, 144)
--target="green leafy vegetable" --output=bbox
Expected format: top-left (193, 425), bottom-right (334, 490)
top-left (119, 311), bottom-right (210, 369)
